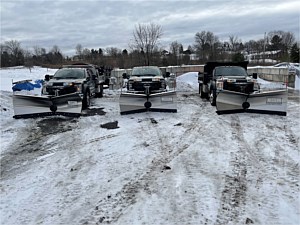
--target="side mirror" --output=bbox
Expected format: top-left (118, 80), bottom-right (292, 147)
top-left (45, 75), bottom-right (50, 81)
top-left (92, 74), bottom-right (97, 80)
top-left (122, 73), bottom-right (127, 79)
top-left (165, 72), bottom-right (170, 78)
top-left (44, 74), bottom-right (53, 81)
top-left (252, 73), bottom-right (257, 79)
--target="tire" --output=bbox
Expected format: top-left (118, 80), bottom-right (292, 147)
top-left (200, 84), bottom-right (209, 99)
top-left (210, 88), bottom-right (216, 106)
top-left (95, 85), bottom-right (103, 98)
top-left (199, 83), bottom-right (201, 94)
top-left (82, 90), bottom-right (90, 109)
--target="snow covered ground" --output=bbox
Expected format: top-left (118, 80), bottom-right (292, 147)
top-left (0, 67), bottom-right (299, 225)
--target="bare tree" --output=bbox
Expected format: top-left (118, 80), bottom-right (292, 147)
top-left (106, 47), bottom-right (121, 57)
top-left (75, 44), bottom-right (83, 58)
top-left (282, 31), bottom-right (295, 50)
top-left (3, 40), bottom-right (24, 66)
top-left (169, 41), bottom-right (182, 65)
top-left (4, 40), bottom-right (22, 59)
top-left (130, 23), bottom-right (163, 66)
top-left (51, 45), bottom-right (61, 54)
top-left (33, 45), bottom-right (42, 56)
top-left (228, 35), bottom-right (241, 52)
top-left (24, 49), bottom-right (34, 72)
top-left (194, 31), bottom-right (219, 61)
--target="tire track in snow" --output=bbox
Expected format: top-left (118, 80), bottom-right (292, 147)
top-left (83, 118), bottom-right (186, 224)
top-left (215, 116), bottom-right (248, 225)
top-left (0, 117), bottom-right (78, 180)
top-left (83, 96), bottom-right (208, 225)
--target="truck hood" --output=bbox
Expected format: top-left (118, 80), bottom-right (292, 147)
top-left (48, 78), bottom-right (85, 84)
top-left (129, 76), bottom-right (164, 81)
top-left (217, 75), bottom-right (247, 80)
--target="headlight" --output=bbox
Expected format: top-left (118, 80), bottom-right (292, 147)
top-left (132, 77), bottom-right (142, 82)
top-left (47, 82), bottom-right (53, 86)
top-left (152, 77), bottom-right (160, 81)
top-left (216, 81), bottom-right (223, 90)
top-left (73, 83), bottom-right (82, 92)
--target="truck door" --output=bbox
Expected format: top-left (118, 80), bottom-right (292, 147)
top-left (86, 69), bottom-right (95, 94)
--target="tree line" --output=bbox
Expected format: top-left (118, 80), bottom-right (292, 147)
top-left (1, 23), bottom-right (299, 69)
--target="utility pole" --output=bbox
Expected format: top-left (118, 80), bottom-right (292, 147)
top-left (263, 32), bottom-right (266, 65)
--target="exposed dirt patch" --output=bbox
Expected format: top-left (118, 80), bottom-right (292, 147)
top-left (81, 108), bottom-right (106, 117)
top-left (36, 117), bottom-right (77, 135)
top-left (1, 116), bottom-right (79, 179)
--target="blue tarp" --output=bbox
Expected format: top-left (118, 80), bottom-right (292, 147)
top-left (12, 79), bottom-right (44, 92)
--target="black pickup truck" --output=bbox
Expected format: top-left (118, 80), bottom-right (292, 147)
top-left (42, 63), bottom-right (104, 109)
top-left (198, 61), bottom-right (259, 106)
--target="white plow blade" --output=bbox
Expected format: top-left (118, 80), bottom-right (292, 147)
top-left (119, 91), bottom-right (177, 115)
top-left (216, 89), bottom-right (287, 116)
top-left (13, 93), bottom-right (82, 118)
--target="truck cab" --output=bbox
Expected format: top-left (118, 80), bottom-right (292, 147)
top-left (42, 63), bottom-right (104, 109)
top-left (198, 61), bottom-right (259, 106)
top-left (126, 66), bottom-right (167, 94)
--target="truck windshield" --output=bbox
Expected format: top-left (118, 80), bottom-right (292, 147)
top-left (131, 67), bottom-right (162, 76)
top-left (214, 67), bottom-right (248, 76)
top-left (54, 68), bottom-right (85, 79)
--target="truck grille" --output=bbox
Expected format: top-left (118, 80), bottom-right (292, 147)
top-left (223, 82), bottom-right (254, 94)
top-left (52, 82), bottom-right (64, 86)
top-left (132, 81), bottom-right (162, 92)
top-left (142, 78), bottom-right (152, 82)
top-left (46, 86), bottom-right (78, 95)
top-left (235, 79), bottom-right (247, 83)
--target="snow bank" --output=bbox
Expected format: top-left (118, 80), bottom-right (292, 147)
top-left (0, 66), bottom-right (57, 92)
top-left (176, 72), bottom-right (198, 92)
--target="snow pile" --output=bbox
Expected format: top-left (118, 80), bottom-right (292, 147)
top-left (0, 66), bottom-right (57, 92)
top-left (176, 72), bottom-right (198, 92)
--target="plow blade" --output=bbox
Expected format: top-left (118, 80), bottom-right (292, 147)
top-left (216, 89), bottom-right (287, 116)
top-left (13, 93), bottom-right (82, 118)
top-left (120, 91), bottom-right (177, 115)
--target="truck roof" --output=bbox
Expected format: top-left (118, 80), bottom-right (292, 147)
top-left (204, 61), bottom-right (248, 74)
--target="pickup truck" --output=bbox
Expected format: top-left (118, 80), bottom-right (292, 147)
top-left (42, 63), bottom-right (104, 109)
top-left (198, 61), bottom-right (259, 106)
top-left (125, 66), bottom-right (168, 94)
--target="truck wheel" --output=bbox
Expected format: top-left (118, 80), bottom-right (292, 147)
top-left (82, 90), bottom-right (90, 109)
top-left (210, 89), bottom-right (216, 106)
top-left (199, 83), bottom-right (210, 99)
top-left (96, 85), bottom-right (103, 98)
top-left (201, 91), bottom-right (209, 99)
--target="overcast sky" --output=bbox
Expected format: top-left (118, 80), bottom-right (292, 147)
top-left (1, 0), bottom-right (299, 56)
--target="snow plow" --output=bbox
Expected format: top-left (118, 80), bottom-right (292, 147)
top-left (216, 89), bottom-right (287, 116)
top-left (198, 61), bottom-right (288, 116)
top-left (13, 92), bottom-right (82, 119)
top-left (12, 63), bottom-right (105, 119)
top-left (119, 66), bottom-right (177, 115)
